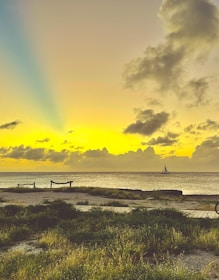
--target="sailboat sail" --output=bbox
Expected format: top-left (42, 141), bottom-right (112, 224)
top-left (162, 165), bottom-right (169, 174)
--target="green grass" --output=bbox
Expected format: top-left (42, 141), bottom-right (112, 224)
top-left (2, 186), bottom-right (145, 199)
top-left (54, 186), bottom-right (145, 199)
top-left (3, 187), bottom-right (45, 193)
top-left (100, 200), bottom-right (129, 207)
top-left (0, 200), bottom-right (218, 279)
top-left (0, 196), bottom-right (7, 202)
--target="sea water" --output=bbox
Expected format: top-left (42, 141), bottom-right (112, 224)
top-left (0, 172), bottom-right (219, 195)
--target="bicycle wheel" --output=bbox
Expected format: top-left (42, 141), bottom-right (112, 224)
top-left (215, 202), bottom-right (219, 214)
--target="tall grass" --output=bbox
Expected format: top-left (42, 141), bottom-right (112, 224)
top-left (0, 201), bottom-right (218, 279)
top-left (0, 244), bottom-right (205, 280)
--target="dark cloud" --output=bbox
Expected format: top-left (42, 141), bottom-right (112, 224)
top-left (66, 130), bottom-right (74, 134)
top-left (184, 124), bottom-right (199, 135)
top-left (197, 135), bottom-right (219, 148)
top-left (185, 119), bottom-right (219, 134)
top-left (147, 98), bottom-right (162, 107)
top-left (124, 0), bottom-right (219, 103)
top-left (146, 132), bottom-right (179, 146)
top-left (69, 145), bottom-right (84, 151)
top-left (0, 147), bottom-right (9, 154)
top-left (0, 120), bottom-right (22, 130)
top-left (46, 149), bottom-right (68, 162)
top-left (62, 140), bottom-right (70, 145)
top-left (1, 145), bottom-right (68, 162)
top-left (160, 0), bottom-right (219, 54)
top-left (84, 148), bottom-right (109, 158)
top-left (36, 138), bottom-right (50, 143)
top-left (184, 78), bottom-right (209, 107)
top-left (66, 146), bottom-right (161, 172)
top-left (124, 109), bottom-right (169, 136)
top-left (124, 43), bottom-right (184, 91)
top-left (4, 145), bottom-right (45, 161)
top-left (191, 135), bottom-right (219, 168)
top-left (1, 141), bottom-right (219, 171)
top-left (197, 119), bottom-right (219, 130)
top-left (0, 144), bottom-right (161, 172)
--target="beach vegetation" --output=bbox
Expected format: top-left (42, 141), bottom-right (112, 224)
top-left (3, 186), bottom-right (145, 199)
top-left (0, 200), bottom-right (218, 279)
top-left (100, 200), bottom-right (129, 207)
top-left (70, 186), bottom-right (144, 199)
top-left (76, 200), bottom-right (89, 205)
top-left (3, 187), bottom-right (45, 193)
top-left (0, 196), bottom-right (7, 202)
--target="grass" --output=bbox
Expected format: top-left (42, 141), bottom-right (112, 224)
top-left (0, 200), bottom-right (218, 279)
top-left (0, 196), bottom-right (7, 202)
top-left (76, 200), bottom-right (89, 205)
top-left (54, 186), bottom-right (145, 199)
top-left (3, 187), bottom-right (45, 193)
top-left (2, 186), bottom-right (169, 199)
top-left (100, 200), bottom-right (129, 207)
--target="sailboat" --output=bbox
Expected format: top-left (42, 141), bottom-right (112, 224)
top-left (161, 165), bottom-right (169, 174)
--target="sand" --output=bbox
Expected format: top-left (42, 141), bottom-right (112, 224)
top-left (0, 189), bottom-right (219, 213)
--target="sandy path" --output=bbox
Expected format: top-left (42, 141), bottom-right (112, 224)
top-left (0, 190), bottom-right (218, 213)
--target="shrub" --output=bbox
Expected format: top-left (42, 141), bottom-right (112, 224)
top-left (47, 200), bottom-right (79, 219)
top-left (101, 200), bottom-right (129, 207)
top-left (76, 200), bottom-right (89, 205)
top-left (28, 214), bottom-right (59, 230)
top-left (9, 226), bottom-right (31, 242)
top-left (3, 205), bottom-right (24, 216)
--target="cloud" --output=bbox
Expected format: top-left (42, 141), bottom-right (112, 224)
top-left (0, 120), bottom-right (22, 130)
top-left (84, 148), bottom-right (109, 158)
top-left (196, 135), bottom-right (219, 148)
top-left (36, 138), bottom-right (50, 143)
top-left (1, 145), bottom-right (69, 162)
top-left (66, 130), bottom-right (74, 134)
top-left (160, 0), bottom-right (219, 54)
top-left (0, 144), bottom-right (162, 171)
top-left (124, 43), bottom-right (184, 92)
top-left (160, 0), bottom-right (219, 53)
top-left (146, 98), bottom-right (162, 107)
top-left (197, 119), bottom-right (219, 130)
top-left (124, 109), bottom-right (169, 136)
top-left (185, 119), bottom-right (219, 134)
top-left (184, 78), bottom-right (209, 107)
top-left (0, 147), bottom-right (8, 154)
top-left (4, 145), bottom-right (45, 161)
top-left (62, 140), bottom-right (70, 145)
top-left (1, 140), bottom-right (219, 171)
top-left (123, 0), bottom-right (219, 102)
top-left (191, 135), bottom-right (219, 168)
top-left (184, 124), bottom-right (199, 135)
top-left (46, 149), bottom-right (68, 162)
top-left (65, 146), bottom-right (161, 172)
top-left (146, 132), bottom-right (179, 146)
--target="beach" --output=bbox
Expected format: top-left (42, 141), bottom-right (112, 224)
top-left (1, 188), bottom-right (219, 214)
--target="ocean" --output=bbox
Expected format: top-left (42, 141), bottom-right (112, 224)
top-left (0, 172), bottom-right (219, 195)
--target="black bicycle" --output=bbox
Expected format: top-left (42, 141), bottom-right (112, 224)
top-left (215, 202), bottom-right (219, 214)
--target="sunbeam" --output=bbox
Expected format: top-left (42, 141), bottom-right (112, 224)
top-left (0, 0), bottom-right (63, 130)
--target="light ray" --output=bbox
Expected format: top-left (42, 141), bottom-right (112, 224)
top-left (0, 0), bottom-right (63, 130)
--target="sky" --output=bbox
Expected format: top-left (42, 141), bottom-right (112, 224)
top-left (1, 0), bottom-right (219, 172)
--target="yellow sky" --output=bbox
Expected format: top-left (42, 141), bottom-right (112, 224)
top-left (1, 0), bottom-right (219, 172)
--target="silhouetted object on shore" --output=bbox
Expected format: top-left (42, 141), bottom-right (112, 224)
top-left (17, 182), bottom-right (36, 188)
top-left (215, 202), bottom-right (219, 214)
top-left (50, 180), bottom-right (73, 188)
